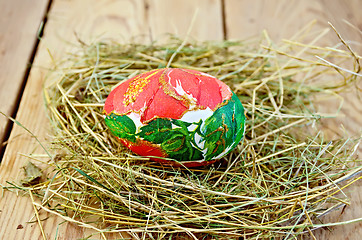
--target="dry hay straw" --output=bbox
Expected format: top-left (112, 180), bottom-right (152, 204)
top-left (6, 22), bottom-right (362, 239)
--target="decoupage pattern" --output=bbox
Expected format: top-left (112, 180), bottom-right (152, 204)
top-left (104, 68), bottom-right (245, 166)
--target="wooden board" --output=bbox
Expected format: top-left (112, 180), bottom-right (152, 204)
top-left (224, 0), bottom-right (362, 136)
top-left (0, 0), bottom-right (50, 152)
top-left (225, 0), bottom-right (362, 47)
top-left (0, 0), bottom-right (361, 239)
top-left (147, 0), bottom-right (223, 41)
top-left (0, 0), bottom-right (223, 239)
top-left (224, 1), bottom-right (362, 239)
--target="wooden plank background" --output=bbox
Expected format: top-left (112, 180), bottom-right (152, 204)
top-left (0, 0), bottom-right (49, 153)
top-left (0, 0), bottom-right (361, 239)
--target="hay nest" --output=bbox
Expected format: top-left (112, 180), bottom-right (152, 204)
top-left (11, 23), bottom-right (362, 239)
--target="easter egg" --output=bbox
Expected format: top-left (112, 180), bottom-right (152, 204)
top-left (104, 68), bottom-right (245, 167)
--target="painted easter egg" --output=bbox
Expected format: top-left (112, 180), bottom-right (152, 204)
top-left (104, 68), bottom-right (245, 167)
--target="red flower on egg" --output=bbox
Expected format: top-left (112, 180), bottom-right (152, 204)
top-left (104, 68), bottom-right (232, 123)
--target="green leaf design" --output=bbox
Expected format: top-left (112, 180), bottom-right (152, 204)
top-left (202, 111), bottom-right (229, 160)
top-left (138, 118), bottom-right (172, 144)
top-left (105, 93), bottom-right (245, 163)
top-left (231, 93), bottom-right (246, 147)
top-left (105, 113), bottom-right (136, 142)
top-left (138, 118), bottom-right (203, 161)
top-left (161, 132), bottom-right (185, 152)
top-left (171, 119), bottom-right (192, 128)
top-left (162, 130), bottom-right (204, 161)
top-left (201, 93), bottom-right (245, 160)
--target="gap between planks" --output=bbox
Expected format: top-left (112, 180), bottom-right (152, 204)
top-left (0, 0), bottom-right (53, 162)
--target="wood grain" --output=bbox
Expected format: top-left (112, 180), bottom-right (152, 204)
top-left (224, 0), bottom-right (362, 144)
top-left (0, 0), bottom-right (223, 239)
top-left (224, 0), bottom-right (327, 40)
top-left (224, 1), bottom-right (361, 239)
top-left (0, 0), bottom-right (50, 153)
top-left (147, 0), bottom-right (223, 41)
top-left (0, 0), bottom-right (360, 239)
